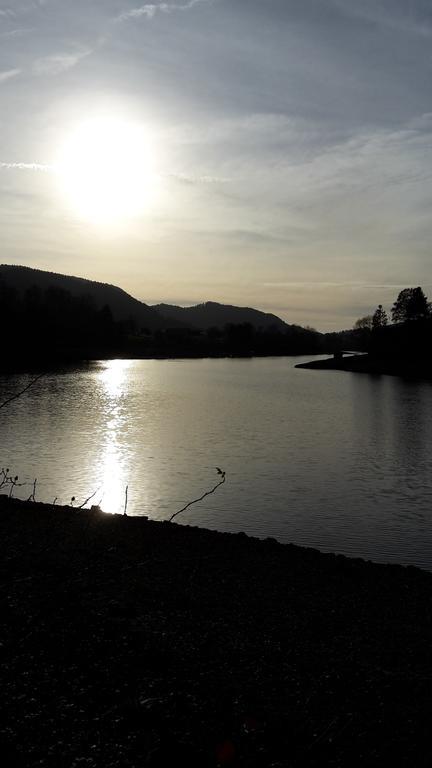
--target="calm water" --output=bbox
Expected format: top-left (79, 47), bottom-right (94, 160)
top-left (1, 357), bottom-right (432, 569)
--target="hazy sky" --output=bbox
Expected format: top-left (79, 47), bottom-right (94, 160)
top-left (1, 0), bottom-right (431, 330)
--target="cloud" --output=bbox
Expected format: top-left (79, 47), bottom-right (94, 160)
top-left (0, 27), bottom-right (33, 39)
top-left (166, 172), bottom-right (230, 185)
top-left (262, 281), bottom-right (432, 291)
top-left (33, 49), bottom-right (91, 75)
top-left (0, 68), bottom-right (21, 83)
top-left (329, 0), bottom-right (432, 37)
top-left (116, 0), bottom-right (208, 23)
top-left (0, 162), bottom-right (52, 171)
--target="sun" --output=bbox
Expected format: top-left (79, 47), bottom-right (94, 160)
top-left (56, 117), bottom-right (157, 224)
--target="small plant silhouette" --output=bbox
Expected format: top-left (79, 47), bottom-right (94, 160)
top-left (27, 478), bottom-right (37, 502)
top-left (0, 468), bottom-right (25, 498)
top-left (0, 373), bottom-right (44, 411)
top-left (169, 468), bottom-right (226, 523)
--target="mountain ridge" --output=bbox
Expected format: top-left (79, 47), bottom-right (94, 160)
top-left (1, 265), bottom-right (296, 332)
top-left (153, 300), bottom-right (290, 331)
top-left (0, 264), bottom-right (173, 331)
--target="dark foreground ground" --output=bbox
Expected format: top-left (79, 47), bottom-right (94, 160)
top-left (1, 498), bottom-right (432, 767)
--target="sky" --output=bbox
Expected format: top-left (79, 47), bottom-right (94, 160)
top-left (1, 0), bottom-right (432, 330)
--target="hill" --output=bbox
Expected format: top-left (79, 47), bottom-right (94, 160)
top-left (0, 266), bottom-right (299, 334)
top-left (0, 264), bottom-right (174, 331)
top-left (153, 301), bottom-right (289, 331)
top-left (0, 264), bottom-right (324, 367)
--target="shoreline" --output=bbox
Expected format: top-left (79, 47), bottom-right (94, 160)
top-left (296, 353), bottom-right (432, 379)
top-left (2, 495), bottom-right (432, 765)
top-left (0, 351), bottom-right (327, 375)
top-left (4, 352), bottom-right (432, 380)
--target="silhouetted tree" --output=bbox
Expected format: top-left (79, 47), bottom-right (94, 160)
top-left (392, 287), bottom-right (431, 323)
top-left (372, 305), bottom-right (388, 328)
top-left (0, 278), bottom-right (20, 332)
top-left (354, 315), bottom-right (373, 331)
top-left (225, 322), bottom-right (254, 353)
top-left (94, 304), bottom-right (115, 343)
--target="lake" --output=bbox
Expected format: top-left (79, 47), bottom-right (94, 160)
top-left (1, 357), bottom-right (432, 569)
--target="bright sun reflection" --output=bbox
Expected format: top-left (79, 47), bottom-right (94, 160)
top-left (100, 358), bottom-right (131, 398)
top-left (98, 361), bottom-right (133, 514)
top-left (56, 117), bottom-right (158, 224)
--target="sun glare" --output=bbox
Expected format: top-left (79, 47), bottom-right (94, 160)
top-left (56, 118), bottom-right (157, 224)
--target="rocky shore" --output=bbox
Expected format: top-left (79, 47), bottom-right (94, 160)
top-left (1, 496), bottom-right (432, 767)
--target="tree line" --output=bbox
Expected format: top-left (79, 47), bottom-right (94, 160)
top-left (354, 287), bottom-right (431, 330)
top-left (353, 286), bottom-right (432, 364)
top-left (0, 279), bottom-right (127, 368)
top-left (2, 277), bottom-right (430, 370)
top-left (0, 278), bottom-right (324, 369)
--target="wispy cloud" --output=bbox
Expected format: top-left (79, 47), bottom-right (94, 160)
top-left (0, 27), bottom-right (33, 39)
top-left (33, 48), bottom-right (91, 75)
top-left (0, 68), bottom-right (21, 83)
top-left (0, 159), bottom-right (228, 181)
top-left (116, 0), bottom-right (208, 23)
top-left (262, 281), bottom-right (431, 291)
top-left (166, 171), bottom-right (230, 185)
top-left (330, 0), bottom-right (432, 37)
top-left (0, 162), bottom-right (52, 171)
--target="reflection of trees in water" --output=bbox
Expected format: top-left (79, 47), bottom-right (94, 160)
top-left (349, 373), bottom-right (432, 470)
top-left (359, 375), bottom-right (432, 508)
top-left (390, 379), bottom-right (430, 465)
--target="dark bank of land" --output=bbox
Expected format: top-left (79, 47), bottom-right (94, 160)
top-left (295, 353), bottom-right (432, 379)
top-left (2, 267), bottom-right (432, 377)
top-left (2, 498), bottom-right (432, 767)
top-left (297, 316), bottom-right (432, 380)
top-left (0, 265), bottom-right (325, 370)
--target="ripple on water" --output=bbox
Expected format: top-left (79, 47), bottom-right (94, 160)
top-left (1, 357), bottom-right (432, 568)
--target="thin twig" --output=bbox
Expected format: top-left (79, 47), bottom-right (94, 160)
top-left (9, 477), bottom-right (20, 498)
top-left (0, 373), bottom-right (45, 410)
top-left (0, 469), bottom-right (26, 498)
top-left (124, 485), bottom-right (128, 516)
top-left (78, 488), bottom-right (99, 509)
top-left (27, 478), bottom-right (37, 502)
top-left (169, 469), bottom-right (226, 523)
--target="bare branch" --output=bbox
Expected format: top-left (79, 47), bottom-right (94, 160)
top-left (8, 475), bottom-right (25, 498)
top-left (0, 373), bottom-right (45, 411)
top-left (0, 468), bottom-right (25, 498)
top-left (124, 485), bottom-right (128, 516)
top-left (169, 469), bottom-right (226, 523)
top-left (78, 488), bottom-right (99, 509)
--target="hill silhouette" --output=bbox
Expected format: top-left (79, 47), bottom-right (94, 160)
top-left (0, 265), bottom-right (174, 331)
top-left (0, 264), bottom-right (325, 369)
top-left (154, 301), bottom-right (290, 331)
top-left (1, 266), bottom-right (299, 333)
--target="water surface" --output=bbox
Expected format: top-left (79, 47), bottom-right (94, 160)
top-left (1, 357), bottom-right (432, 569)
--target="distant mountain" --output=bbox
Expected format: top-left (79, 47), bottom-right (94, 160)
top-left (0, 265), bottom-right (325, 368)
top-left (0, 265), bottom-right (307, 336)
top-left (0, 265), bottom-right (176, 331)
top-left (153, 301), bottom-right (289, 331)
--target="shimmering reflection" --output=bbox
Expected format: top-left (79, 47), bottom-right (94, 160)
top-left (2, 358), bottom-right (432, 568)
top-left (97, 360), bottom-right (133, 513)
top-left (99, 358), bottom-right (131, 398)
